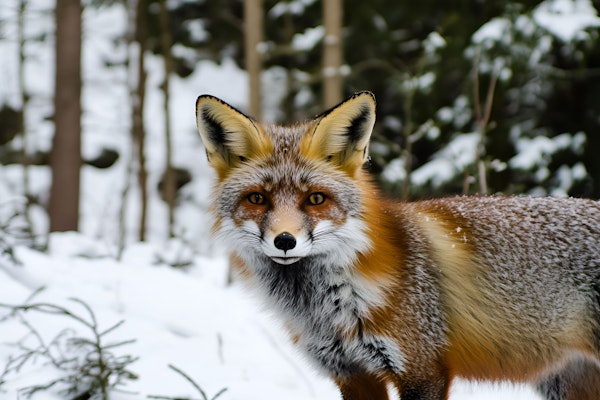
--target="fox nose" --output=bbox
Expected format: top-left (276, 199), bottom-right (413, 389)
top-left (274, 232), bottom-right (296, 252)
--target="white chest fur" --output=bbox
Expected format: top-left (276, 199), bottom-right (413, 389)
top-left (252, 257), bottom-right (406, 377)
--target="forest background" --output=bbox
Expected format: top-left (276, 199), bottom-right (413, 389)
top-left (1, 0), bottom-right (600, 244)
top-left (0, 1), bottom-right (599, 399)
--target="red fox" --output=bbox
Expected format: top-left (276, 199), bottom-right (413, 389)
top-left (195, 91), bottom-right (600, 400)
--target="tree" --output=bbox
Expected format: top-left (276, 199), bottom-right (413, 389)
top-left (244, 0), bottom-right (263, 118)
top-left (322, 0), bottom-right (343, 108)
top-left (48, 0), bottom-right (82, 232)
top-left (131, 0), bottom-right (148, 241)
top-left (17, 0), bottom-right (33, 229)
top-left (159, 0), bottom-right (176, 238)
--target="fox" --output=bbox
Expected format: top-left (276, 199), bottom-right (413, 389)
top-left (195, 91), bottom-right (600, 400)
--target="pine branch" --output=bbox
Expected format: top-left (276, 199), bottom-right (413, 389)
top-left (0, 295), bottom-right (138, 399)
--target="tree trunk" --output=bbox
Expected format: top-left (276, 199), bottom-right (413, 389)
top-left (159, 0), bottom-right (175, 238)
top-left (132, 0), bottom-right (148, 242)
top-left (280, 10), bottom-right (296, 122)
top-left (49, 0), bottom-right (82, 232)
top-left (322, 0), bottom-right (343, 109)
top-left (244, 0), bottom-right (263, 119)
top-left (401, 83), bottom-right (415, 200)
top-left (18, 0), bottom-right (34, 230)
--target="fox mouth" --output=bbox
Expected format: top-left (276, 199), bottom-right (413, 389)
top-left (270, 256), bottom-right (302, 265)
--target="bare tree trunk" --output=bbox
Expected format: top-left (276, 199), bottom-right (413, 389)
top-left (244, 0), bottom-right (263, 119)
top-left (322, 0), bottom-right (343, 108)
top-left (118, 0), bottom-right (136, 258)
top-left (282, 11), bottom-right (295, 121)
top-left (158, 0), bottom-right (175, 238)
top-left (401, 85), bottom-right (415, 200)
top-left (17, 0), bottom-right (33, 229)
top-left (132, 0), bottom-right (148, 241)
top-left (49, 0), bottom-right (82, 232)
top-left (471, 47), bottom-right (498, 195)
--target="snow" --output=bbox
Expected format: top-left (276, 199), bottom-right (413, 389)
top-left (292, 26), bottom-right (325, 52)
top-left (473, 0), bottom-right (600, 45)
top-left (509, 131), bottom-right (585, 170)
top-left (0, 235), bottom-right (340, 400)
top-left (533, 0), bottom-right (600, 42)
top-left (472, 17), bottom-right (511, 46)
top-left (382, 157), bottom-right (407, 184)
top-left (411, 132), bottom-right (480, 188)
top-left (439, 95), bottom-right (472, 130)
top-left (0, 1), bottom-right (548, 399)
top-left (423, 31), bottom-right (446, 54)
top-left (269, 0), bottom-right (318, 18)
top-left (0, 234), bottom-right (543, 400)
top-left (184, 19), bottom-right (209, 43)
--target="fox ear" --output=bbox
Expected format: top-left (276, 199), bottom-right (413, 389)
top-left (302, 91), bottom-right (376, 175)
top-left (196, 95), bottom-right (271, 178)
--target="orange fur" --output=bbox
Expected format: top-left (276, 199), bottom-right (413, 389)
top-left (354, 177), bottom-right (405, 282)
top-left (335, 373), bottom-right (391, 400)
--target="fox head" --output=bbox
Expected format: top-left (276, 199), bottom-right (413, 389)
top-left (195, 92), bottom-right (376, 268)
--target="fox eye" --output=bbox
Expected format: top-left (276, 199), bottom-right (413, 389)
top-left (247, 192), bottom-right (266, 205)
top-left (307, 192), bottom-right (326, 206)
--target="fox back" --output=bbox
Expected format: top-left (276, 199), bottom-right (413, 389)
top-left (196, 92), bottom-right (600, 400)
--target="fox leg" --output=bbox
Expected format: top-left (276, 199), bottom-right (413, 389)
top-left (389, 369), bottom-right (450, 400)
top-left (536, 358), bottom-right (600, 400)
top-left (395, 380), bottom-right (450, 400)
top-left (335, 373), bottom-right (390, 400)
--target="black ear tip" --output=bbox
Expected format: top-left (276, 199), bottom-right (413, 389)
top-left (196, 94), bottom-right (221, 106)
top-left (195, 95), bottom-right (255, 122)
top-left (353, 91), bottom-right (376, 102)
top-left (196, 95), bottom-right (213, 113)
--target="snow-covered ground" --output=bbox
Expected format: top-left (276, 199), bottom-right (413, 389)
top-left (4, 1), bottom-right (596, 398)
top-left (0, 233), bottom-right (542, 400)
top-left (0, 233), bottom-right (340, 400)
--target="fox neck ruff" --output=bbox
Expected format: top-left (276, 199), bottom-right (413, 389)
top-left (248, 250), bottom-right (406, 378)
